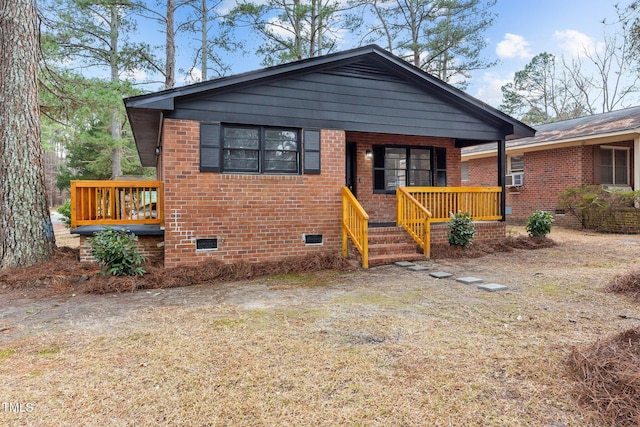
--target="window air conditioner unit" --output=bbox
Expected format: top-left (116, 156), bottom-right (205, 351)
top-left (505, 172), bottom-right (524, 187)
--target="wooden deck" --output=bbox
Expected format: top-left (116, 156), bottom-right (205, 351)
top-left (70, 180), bottom-right (164, 229)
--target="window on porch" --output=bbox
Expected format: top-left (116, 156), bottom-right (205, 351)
top-left (373, 146), bottom-right (446, 193)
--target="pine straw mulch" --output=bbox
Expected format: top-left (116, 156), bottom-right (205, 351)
top-left (0, 247), bottom-right (356, 296)
top-left (607, 270), bottom-right (640, 302)
top-left (430, 235), bottom-right (556, 259)
top-left (568, 329), bottom-right (640, 426)
top-left (0, 235), bottom-right (557, 296)
top-left (0, 246), bottom-right (98, 295)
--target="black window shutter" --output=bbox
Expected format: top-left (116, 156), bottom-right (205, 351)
top-left (373, 145), bottom-right (386, 191)
top-left (593, 146), bottom-right (602, 185)
top-left (435, 147), bottom-right (447, 186)
top-left (303, 129), bottom-right (321, 174)
top-left (200, 122), bottom-right (220, 172)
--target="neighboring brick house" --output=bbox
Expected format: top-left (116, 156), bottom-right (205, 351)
top-left (461, 107), bottom-right (640, 226)
top-left (73, 45), bottom-right (534, 268)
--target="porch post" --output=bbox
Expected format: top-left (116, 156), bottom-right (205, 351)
top-left (497, 138), bottom-right (506, 221)
top-left (634, 135), bottom-right (640, 191)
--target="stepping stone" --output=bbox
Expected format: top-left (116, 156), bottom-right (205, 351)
top-left (456, 276), bottom-right (483, 285)
top-left (429, 271), bottom-right (453, 279)
top-left (394, 261), bottom-right (416, 267)
top-left (407, 265), bottom-right (431, 271)
top-left (478, 283), bottom-right (508, 292)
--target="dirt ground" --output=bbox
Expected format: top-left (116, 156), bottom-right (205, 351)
top-left (1, 226), bottom-right (640, 425)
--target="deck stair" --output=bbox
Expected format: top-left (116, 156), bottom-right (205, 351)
top-left (366, 226), bottom-right (424, 267)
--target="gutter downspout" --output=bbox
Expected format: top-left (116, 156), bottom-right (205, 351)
top-left (634, 134), bottom-right (640, 192)
top-left (498, 137), bottom-right (507, 221)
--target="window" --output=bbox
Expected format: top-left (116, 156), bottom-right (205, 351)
top-left (601, 147), bottom-right (629, 185)
top-left (508, 155), bottom-right (524, 174)
top-left (461, 162), bottom-right (469, 181)
top-left (201, 124), bottom-right (319, 174)
top-left (373, 146), bottom-right (443, 193)
top-left (223, 126), bottom-right (299, 173)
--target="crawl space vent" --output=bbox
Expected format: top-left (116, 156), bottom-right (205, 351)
top-left (304, 234), bottom-right (323, 245)
top-left (196, 238), bottom-right (218, 250)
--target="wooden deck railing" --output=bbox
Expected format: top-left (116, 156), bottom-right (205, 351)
top-left (405, 186), bottom-right (502, 222)
top-left (70, 180), bottom-right (164, 228)
top-left (396, 187), bottom-right (432, 258)
top-left (342, 186), bottom-right (369, 268)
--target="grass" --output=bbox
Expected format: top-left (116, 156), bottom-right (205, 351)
top-left (1, 228), bottom-right (640, 425)
top-left (0, 294), bottom-right (599, 425)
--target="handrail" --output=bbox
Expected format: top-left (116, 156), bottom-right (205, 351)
top-left (406, 186), bottom-right (502, 222)
top-left (396, 187), bottom-right (432, 258)
top-left (341, 186), bottom-right (370, 268)
top-left (71, 180), bottom-right (164, 228)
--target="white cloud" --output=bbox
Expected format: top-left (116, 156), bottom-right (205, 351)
top-left (183, 67), bottom-right (203, 84)
top-left (496, 33), bottom-right (533, 60)
top-left (553, 29), bottom-right (603, 57)
top-left (122, 68), bottom-right (148, 82)
top-left (472, 72), bottom-right (514, 108)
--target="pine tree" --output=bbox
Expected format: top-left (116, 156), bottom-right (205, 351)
top-left (0, 0), bottom-right (56, 268)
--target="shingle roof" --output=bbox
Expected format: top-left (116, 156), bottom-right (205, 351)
top-left (125, 45), bottom-right (534, 166)
top-left (463, 106), bottom-right (640, 157)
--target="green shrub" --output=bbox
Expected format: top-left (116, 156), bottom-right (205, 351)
top-left (90, 228), bottom-right (146, 276)
top-left (447, 211), bottom-right (476, 247)
top-left (56, 200), bottom-right (72, 229)
top-left (526, 210), bottom-right (554, 238)
top-left (559, 185), bottom-right (640, 227)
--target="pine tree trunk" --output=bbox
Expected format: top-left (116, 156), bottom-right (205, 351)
top-left (166, 0), bottom-right (175, 89)
top-left (0, 0), bottom-right (56, 268)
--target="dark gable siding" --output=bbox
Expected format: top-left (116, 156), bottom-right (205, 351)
top-left (168, 60), bottom-right (505, 141)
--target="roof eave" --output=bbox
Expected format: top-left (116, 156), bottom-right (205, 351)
top-left (461, 127), bottom-right (640, 160)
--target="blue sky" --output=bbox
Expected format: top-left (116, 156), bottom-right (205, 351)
top-left (468, 0), bottom-right (628, 106)
top-left (128, 0), bottom-right (631, 108)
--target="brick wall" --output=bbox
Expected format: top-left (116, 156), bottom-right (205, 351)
top-left (161, 119), bottom-right (345, 268)
top-left (465, 145), bottom-right (618, 224)
top-left (79, 235), bottom-right (164, 263)
top-left (584, 207), bottom-right (640, 233)
top-left (346, 131), bottom-right (459, 223)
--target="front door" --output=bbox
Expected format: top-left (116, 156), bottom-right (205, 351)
top-left (345, 141), bottom-right (357, 196)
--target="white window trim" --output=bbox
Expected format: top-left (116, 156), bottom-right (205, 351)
top-left (507, 155), bottom-right (524, 174)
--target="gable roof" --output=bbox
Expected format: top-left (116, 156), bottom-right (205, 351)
top-left (462, 106), bottom-right (640, 159)
top-left (125, 45), bottom-right (535, 167)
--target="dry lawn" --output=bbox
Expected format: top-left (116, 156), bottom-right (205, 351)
top-left (1, 227), bottom-right (640, 426)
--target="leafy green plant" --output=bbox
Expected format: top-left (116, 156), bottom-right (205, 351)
top-left (526, 210), bottom-right (554, 238)
top-left (56, 200), bottom-right (72, 229)
top-left (90, 228), bottom-right (146, 276)
top-left (447, 211), bottom-right (476, 247)
top-left (559, 185), bottom-right (640, 229)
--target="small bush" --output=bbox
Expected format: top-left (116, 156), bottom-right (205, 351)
top-left (526, 210), bottom-right (554, 238)
top-left (559, 185), bottom-right (640, 229)
top-left (447, 211), bottom-right (475, 247)
top-left (90, 228), bottom-right (146, 276)
top-left (56, 200), bottom-right (72, 229)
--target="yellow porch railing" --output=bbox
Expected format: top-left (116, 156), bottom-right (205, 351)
top-left (405, 186), bottom-right (502, 222)
top-left (342, 186), bottom-right (369, 268)
top-left (396, 187), bottom-right (432, 258)
top-left (70, 180), bottom-right (164, 228)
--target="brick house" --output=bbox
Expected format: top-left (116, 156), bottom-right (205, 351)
top-left (461, 107), bottom-right (640, 226)
top-left (71, 45), bottom-right (533, 267)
